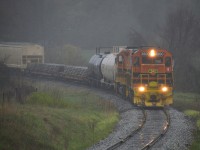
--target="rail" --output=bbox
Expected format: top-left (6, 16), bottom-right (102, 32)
top-left (106, 109), bottom-right (147, 150)
top-left (106, 108), bottom-right (170, 150)
top-left (141, 108), bottom-right (170, 150)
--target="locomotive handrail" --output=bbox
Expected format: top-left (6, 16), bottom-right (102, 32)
top-left (157, 74), bottom-right (166, 84)
top-left (140, 74), bottom-right (149, 84)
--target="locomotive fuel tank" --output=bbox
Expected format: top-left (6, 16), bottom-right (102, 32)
top-left (88, 54), bottom-right (105, 79)
top-left (101, 53), bottom-right (116, 83)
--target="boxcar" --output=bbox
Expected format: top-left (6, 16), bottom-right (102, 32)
top-left (0, 42), bottom-right (44, 69)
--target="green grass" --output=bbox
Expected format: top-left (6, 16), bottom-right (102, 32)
top-left (27, 92), bottom-right (69, 108)
top-left (0, 85), bottom-right (119, 150)
top-left (173, 92), bottom-right (200, 111)
top-left (173, 92), bottom-right (200, 150)
top-left (184, 110), bottom-right (200, 119)
top-left (190, 130), bottom-right (200, 150)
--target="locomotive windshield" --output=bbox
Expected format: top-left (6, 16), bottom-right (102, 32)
top-left (142, 57), bottom-right (163, 64)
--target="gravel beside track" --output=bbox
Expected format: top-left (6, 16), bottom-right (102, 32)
top-left (89, 108), bottom-right (194, 150)
top-left (24, 77), bottom-right (194, 150)
top-left (151, 108), bottom-right (194, 150)
top-left (106, 110), bottom-right (167, 150)
top-left (71, 89), bottom-right (145, 150)
top-left (85, 94), bottom-right (194, 150)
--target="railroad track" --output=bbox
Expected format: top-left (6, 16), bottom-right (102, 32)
top-left (107, 108), bottom-right (170, 150)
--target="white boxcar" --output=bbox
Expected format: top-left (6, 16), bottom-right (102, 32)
top-left (0, 42), bottom-right (44, 69)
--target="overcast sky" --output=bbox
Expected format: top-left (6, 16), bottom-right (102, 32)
top-left (0, 0), bottom-right (195, 49)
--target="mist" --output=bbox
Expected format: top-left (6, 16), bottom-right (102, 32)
top-left (0, 0), bottom-right (196, 49)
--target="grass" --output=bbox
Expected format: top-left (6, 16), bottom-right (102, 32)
top-left (0, 83), bottom-right (119, 150)
top-left (27, 92), bottom-right (69, 108)
top-left (173, 92), bottom-right (200, 150)
top-left (173, 92), bottom-right (200, 112)
top-left (197, 120), bottom-right (200, 129)
top-left (184, 110), bottom-right (200, 119)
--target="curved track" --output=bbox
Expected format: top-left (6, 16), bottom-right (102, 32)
top-left (106, 109), bottom-right (146, 150)
top-left (107, 109), bottom-right (170, 150)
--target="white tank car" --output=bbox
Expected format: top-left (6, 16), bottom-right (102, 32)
top-left (88, 46), bottom-right (126, 84)
top-left (101, 53), bottom-right (116, 83)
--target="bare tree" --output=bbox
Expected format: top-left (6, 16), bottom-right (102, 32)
top-left (160, 6), bottom-right (200, 92)
top-left (161, 7), bottom-right (195, 51)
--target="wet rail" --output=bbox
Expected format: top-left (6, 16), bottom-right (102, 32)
top-left (107, 108), bottom-right (147, 150)
top-left (107, 108), bottom-right (170, 150)
top-left (141, 108), bottom-right (170, 150)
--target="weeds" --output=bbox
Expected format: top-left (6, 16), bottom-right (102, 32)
top-left (174, 92), bottom-right (200, 150)
top-left (0, 80), bottom-right (119, 150)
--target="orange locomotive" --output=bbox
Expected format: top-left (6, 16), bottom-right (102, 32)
top-left (115, 47), bottom-right (174, 107)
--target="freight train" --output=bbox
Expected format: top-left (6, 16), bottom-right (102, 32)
top-left (87, 46), bottom-right (174, 107)
top-left (26, 46), bottom-right (174, 107)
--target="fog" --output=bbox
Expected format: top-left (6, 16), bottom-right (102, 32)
top-left (0, 0), bottom-right (196, 49)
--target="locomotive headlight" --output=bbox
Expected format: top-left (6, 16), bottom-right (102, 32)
top-left (149, 49), bottom-right (156, 57)
top-left (161, 86), bottom-right (168, 92)
top-left (138, 86), bottom-right (145, 92)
